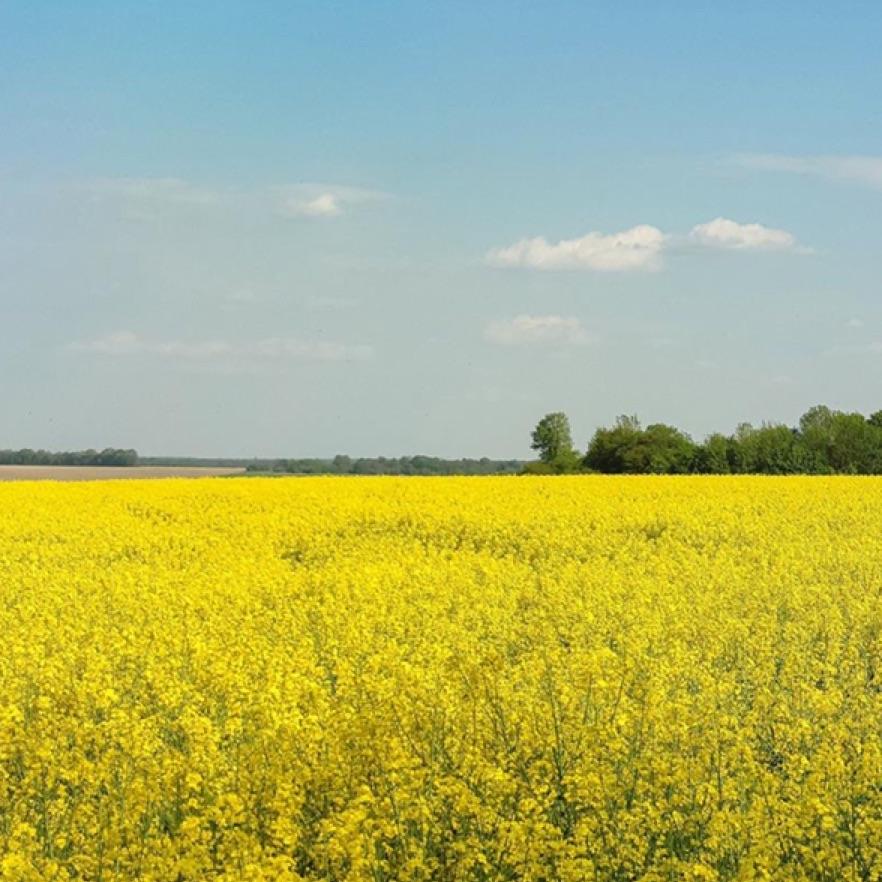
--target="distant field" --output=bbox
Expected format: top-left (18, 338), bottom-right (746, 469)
top-left (0, 465), bottom-right (245, 481)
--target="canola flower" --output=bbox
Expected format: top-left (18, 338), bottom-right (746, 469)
top-left (2, 475), bottom-right (882, 881)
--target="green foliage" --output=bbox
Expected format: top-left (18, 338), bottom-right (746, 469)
top-left (520, 460), bottom-right (556, 475)
top-left (798, 405), bottom-right (882, 473)
top-left (583, 415), bottom-right (643, 473)
top-left (265, 456), bottom-right (524, 476)
top-left (625, 423), bottom-right (697, 474)
top-left (550, 447), bottom-right (584, 474)
top-left (584, 417), bottom-right (695, 474)
top-left (530, 412), bottom-right (576, 465)
top-left (692, 433), bottom-right (732, 474)
top-left (571, 404), bottom-right (882, 476)
top-left (0, 448), bottom-right (139, 467)
top-left (728, 423), bottom-right (821, 474)
top-left (825, 412), bottom-right (881, 473)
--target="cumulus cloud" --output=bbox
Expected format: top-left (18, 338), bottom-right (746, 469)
top-left (294, 193), bottom-right (343, 218)
top-left (487, 216), bottom-right (803, 271)
top-left (484, 315), bottom-right (591, 346)
top-left (737, 154), bottom-right (882, 190)
top-left (70, 331), bottom-right (372, 362)
top-left (689, 217), bottom-right (797, 251)
top-left (487, 225), bottom-right (667, 272)
top-left (276, 184), bottom-right (387, 219)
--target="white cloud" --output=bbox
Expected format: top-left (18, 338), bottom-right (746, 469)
top-left (737, 154), bottom-right (882, 190)
top-left (484, 315), bottom-right (591, 346)
top-left (295, 193), bottom-right (343, 218)
top-left (70, 331), bottom-right (372, 362)
top-left (487, 216), bottom-right (802, 271)
top-left (276, 184), bottom-right (387, 219)
top-left (487, 225), bottom-right (666, 271)
top-left (76, 177), bottom-right (388, 220)
top-left (846, 317), bottom-right (865, 328)
top-left (689, 217), bottom-right (797, 251)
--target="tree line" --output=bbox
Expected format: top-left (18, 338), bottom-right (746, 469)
top-left (529, 406), bottom-right (882, 475)
top-left (249, 455), bottom-right (524, 476)
top-left (0, 448), bottom-right (139, 467)
top-left (0, 450), bottom-right (524, 475)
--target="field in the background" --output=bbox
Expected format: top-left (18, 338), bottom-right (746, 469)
top-left (3, 476), bottom-right (882, 881)
top-left (0, 465), bottom-right (245, 481)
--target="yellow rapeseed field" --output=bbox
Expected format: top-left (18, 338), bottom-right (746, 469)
top-left (3, 476), bottom-right (882, 881)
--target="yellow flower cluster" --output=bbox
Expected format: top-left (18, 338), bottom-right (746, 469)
top-left (2, 476), bottom-right (882, 881)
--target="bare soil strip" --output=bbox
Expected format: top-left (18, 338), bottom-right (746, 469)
top-left (0, 466), bottom-right (246, 482)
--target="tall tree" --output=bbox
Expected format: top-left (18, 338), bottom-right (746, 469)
top-left (531, 412), bottom-right (577, 469)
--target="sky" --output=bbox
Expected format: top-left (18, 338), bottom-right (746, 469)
top-left (2, 1), bottom-right (882, 458)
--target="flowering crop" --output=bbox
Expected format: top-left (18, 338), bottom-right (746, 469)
top-left (2, 476), bottom-right (882, 881)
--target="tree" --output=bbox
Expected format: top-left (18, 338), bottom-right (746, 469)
top-left (0, 447), bottom-right (140, 467)
top-left (798, 405), bottom-right (882, 473)
top-left (583, 415), bottom-right (642, 473)
top-left (624, 423), bottom-right (697, 474)
top-left (693, 433), bottom-right (732, 474)
top-left (825, 412), bottom-right (881, 474)
top-left (531, 412), bottom-right (577, 469)
top-left (331, 454), bottom-right (352, 474)
top-left (584, 417), bottom-right (697, 474)
top-left (800, 405), bottom-right (836, 434)
top-left (799, 405), bottom-right (836, 470)
top-left (731, 423), bottom-right (817, 474)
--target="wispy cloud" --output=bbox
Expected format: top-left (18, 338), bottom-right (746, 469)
top-left (689, 217), bottom-right (797, 251)
top-left (70, 331), bottom-right (373, 363)
top-left (71, 331), bottom-right (231, 359)
top-left (76, 177), bottom-right (389, 220)
top-left (484, 315), bottom-right (592, 346)
top-left (488, 216), bottom-right (802, 271)
top-left (736, 154), bottom-right (882, 190)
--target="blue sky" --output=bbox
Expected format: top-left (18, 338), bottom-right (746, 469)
top-left (2, 2), bottom-right (881, 457)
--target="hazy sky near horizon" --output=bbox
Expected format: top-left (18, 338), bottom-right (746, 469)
top-left (2, 2), bottom-right (882, 457)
